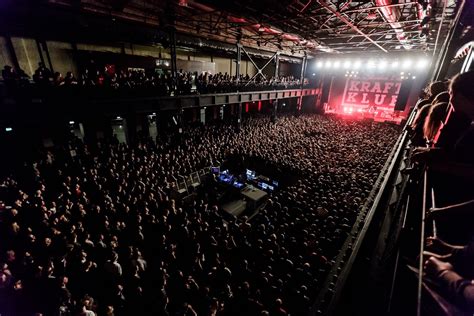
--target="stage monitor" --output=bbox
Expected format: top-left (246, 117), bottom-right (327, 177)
top-left (258, 182), bottom-right (268, 190)
top-left (219, 174), bottom-right (233, 184)
top-left (233, 181), bottom-right (244, 189)
top-left (246, 169), bottom-right (256, 180)
top-left (211, 166), bottom-right (220, 174)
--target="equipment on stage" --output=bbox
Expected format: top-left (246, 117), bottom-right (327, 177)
top-left (246, 169), bottom-right (256, 180)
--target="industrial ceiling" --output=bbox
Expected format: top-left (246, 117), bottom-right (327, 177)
top-left (2, 0), bottom-right (465, 57)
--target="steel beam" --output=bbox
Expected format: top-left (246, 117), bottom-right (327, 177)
top-left (241, 48), bottom-right (280, 86)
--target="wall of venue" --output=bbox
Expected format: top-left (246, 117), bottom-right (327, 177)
top-left (0, 36), bottom-right (259, 78)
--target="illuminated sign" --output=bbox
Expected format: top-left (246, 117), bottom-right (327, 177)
top-left (341, 78), bottom-right (402, 113)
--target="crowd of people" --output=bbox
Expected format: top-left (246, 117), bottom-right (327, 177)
top-left (406, 70), bottom-right (474, 313)
top-left (0, 115), bottom-right (399, 315)
top-left (2, 62), bottom-right (306, 98)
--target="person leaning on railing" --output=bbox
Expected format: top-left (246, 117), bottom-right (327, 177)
top-left (412, 71), bottom-right (474, 165)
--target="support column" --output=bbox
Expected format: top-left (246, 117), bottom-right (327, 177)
top-left (125, 111), bottom-right (137, 145)
top-left (236, 43), bottom-right (242, 83)
top-left (169, 27), bottom-right (178, 94)
top-left (297, 54), bottom-right (307, 113)
top-left (177, 102), bottom-right (184, 133)
top-left (271, 53), bottom-right (280, 122)
top-left (237, 103), bottom-right (242, 130)
top-left (200, 107), bottom-right (206, 125)
top-left (138, 114), bottom-right (150, 138)
top-left (35, 39), bottom-right (46, 67)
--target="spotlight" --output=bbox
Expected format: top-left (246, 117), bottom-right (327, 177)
top-left (316, 61), bottom-right (323, 68)
top-left (152, 112), bottom-right (156, 115)
top-left (402, 59), bottom-right (413, 69)
top-left (325, 60), bottom-right (332, 68)
top-left (116, 116), bottom-right (122, 120)
top-left (412, 76), bottom-right (416, 79)
top-left (5, 127), bottom-right (12, 132)
top-left (353, 60), bottom-right (361, 69)
top-left (391, 61), bottom-right (399, 68)
top-left (69, 121), bottom-right (75, 125)
top-left (333, 60), bottom-right (341, 68)
top-left (343, 60), bottom-right (351, 69)
top-left (416, 58), bottom-right (430, 69)
top-left (312, 73), bottom-right (316, 76)
top-left (378, 60), bottom-right (387, 69)
top-left (367, 59), bottom-right (376, 68)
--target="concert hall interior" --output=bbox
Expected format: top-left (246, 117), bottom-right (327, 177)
top-left (0, 0), bottom-right (474, 315)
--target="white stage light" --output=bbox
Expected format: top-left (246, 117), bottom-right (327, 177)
top-left (325, 60), bottom-right (332, 68)
top-left (417, 58), bottom-right (430, 69)
top-left (412, 76), bottom-right (416, 79)
top-left (367, 59), bottom-right (376, 68)
top-left (334, 60), bottom-right (341, 68)
top-left (343, 60), bottom-right (351, 69)
top-left (316, 61), bottom-right (323, 68)
top-left (69, 121), bottom-right (75, 125)
top-left (5, 127), bottom-right (12, 132)
top-left (378, 60), bottom-right (387, 69)
top-left (353, 60), bottom-right (361, 69)
top-left (402, 59), bottom-right (413, 69)
top-left (391, 61), bottom-right (399, 68)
